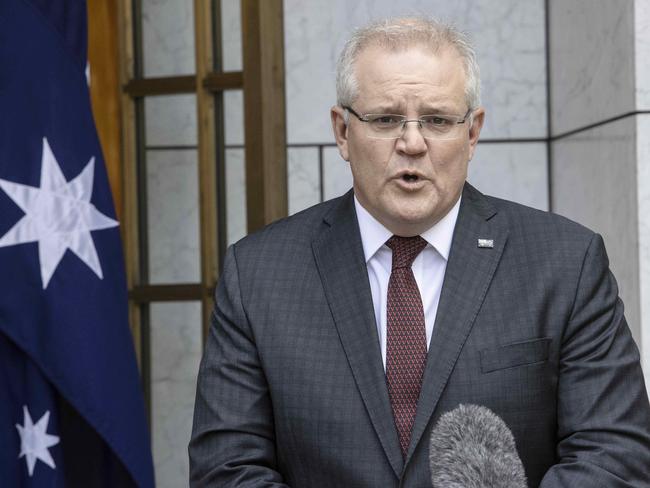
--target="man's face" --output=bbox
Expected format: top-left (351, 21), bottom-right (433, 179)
top-left (331, 44), bottom-right (484, 236)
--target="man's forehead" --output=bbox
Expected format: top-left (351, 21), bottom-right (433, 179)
top-left (353, 43), bottom-right (465, 83)
top-left (355, 40), bottom-right (461, 64)
top-left (353, 44), bottom-right (466, 103)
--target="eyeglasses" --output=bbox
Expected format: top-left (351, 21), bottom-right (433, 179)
top-left (343, 105), bottom-right (473, 140)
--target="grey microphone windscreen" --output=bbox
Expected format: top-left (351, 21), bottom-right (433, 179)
top-left (429, 404), bottom-right (528, 488)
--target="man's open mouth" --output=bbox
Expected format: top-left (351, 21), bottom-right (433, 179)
top-left (402, 173), bottom-right (419, 182)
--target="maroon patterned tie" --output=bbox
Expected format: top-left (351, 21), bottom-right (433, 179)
top-left (385, 235), bottom-right (428, 458)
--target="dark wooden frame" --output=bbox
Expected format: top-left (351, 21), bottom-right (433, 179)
top-left (116, 0), bottom-right (287, 419)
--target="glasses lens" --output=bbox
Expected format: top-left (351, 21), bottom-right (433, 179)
top-left (365, 115), bottom-right (404, 139)
top-left (362, 113), bottom-right (470, 140)
top-left (420, 115), bottom-right (459, 139)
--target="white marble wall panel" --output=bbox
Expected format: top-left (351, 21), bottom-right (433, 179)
top-left (142, 0), bottom-right (195, 77)
top-left (288, 147), bottom-right (320, 214)
top-left (226, 148), bottom-right (247, 245)
top-left (224, 90), bottom-right (244, 146)
top-left (150, 301), bottom-right (202, 488)
top-left (551, 117), bottom-right (640, 345)
top-left (146, 149), bottom-right (201, 283)
top-left (145, 95), bottom-right (197, 147)
top-left (284, 0), bottom-right (546, 144)
top-left (637, 114), bottom-right (650, 383)
top-left (636, 0), bottom-right (650, 110)
top-left (322, 146), bottom-right (353, 200)
top-left (468, 142), bottom-right (548, 211)
top-left (220, 0), bottom-right (243, 72)
top-left (549, 0), bottom-right (635, 135)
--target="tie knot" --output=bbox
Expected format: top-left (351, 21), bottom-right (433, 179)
top-left (386, 235), bottom-right (427, 269)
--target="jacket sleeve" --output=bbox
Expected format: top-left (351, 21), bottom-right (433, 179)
top-left (540, 234), bottom-right (650, 487)
top-left (189, 245), bottom-right (290, 487)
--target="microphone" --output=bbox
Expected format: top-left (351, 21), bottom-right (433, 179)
top-left (429, 404), bottom-right (527, 488)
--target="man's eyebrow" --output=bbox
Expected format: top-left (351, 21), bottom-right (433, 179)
top-left (363, 104), bottom-right (464, 115)
top-left (419, 104), bottom-right (463, 114)
top-left (363, 105), bottom-right (404, 114)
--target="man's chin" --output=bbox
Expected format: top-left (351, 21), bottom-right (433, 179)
top-left (384, 209), bottom-right (439, 236)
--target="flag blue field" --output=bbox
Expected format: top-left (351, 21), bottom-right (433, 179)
top-left (0, 1), bottom-right (155, 486)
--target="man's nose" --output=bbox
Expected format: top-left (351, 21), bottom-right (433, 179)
top-left (396, 120), bottom-right (428, 155)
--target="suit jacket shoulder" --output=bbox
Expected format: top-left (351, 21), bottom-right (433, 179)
top-left (468, 186), bottom-right (600, 271)
top-left (231, 192), bottom-right (346, 265)
top-left (475, 186), bottom-right (594, 242)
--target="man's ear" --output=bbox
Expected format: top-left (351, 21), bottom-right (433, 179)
top-left (331, 106), bottom-right (350, 161)
top-left (468, 107), bottom-right (485, 161)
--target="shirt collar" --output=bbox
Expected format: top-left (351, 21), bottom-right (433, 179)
top-left (420, 196), bottom-right (460, 261)
top-left (354, 194), bottom-right (461, 263)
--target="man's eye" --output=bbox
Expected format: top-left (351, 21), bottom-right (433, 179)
top-left (423, 116), bottom-right (452, 126)
top-left (372, 115), bottom-right (401, 125)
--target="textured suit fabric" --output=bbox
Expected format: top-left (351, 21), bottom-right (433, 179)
top-left (189, 183), bottom-right (650, 487)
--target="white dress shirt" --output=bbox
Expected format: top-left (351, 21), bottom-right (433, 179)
top-left (354, 195), bottom-right (461, 370)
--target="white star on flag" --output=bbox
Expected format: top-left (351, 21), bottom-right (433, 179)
top-left (15, 405), bottom-right (61, 477)
top-left (0, 137), bottom-right (118, 289)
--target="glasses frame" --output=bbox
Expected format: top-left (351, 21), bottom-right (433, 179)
top-left (342, 105), bottom-right (473, 140)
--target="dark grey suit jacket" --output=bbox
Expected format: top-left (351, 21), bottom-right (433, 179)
top-left (189, 183), bottom-right (650, 487)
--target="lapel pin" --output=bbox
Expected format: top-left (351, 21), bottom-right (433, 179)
top-left (477, 238), bottom-right (494, 249)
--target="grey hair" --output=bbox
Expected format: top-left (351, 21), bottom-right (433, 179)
top-left (336, 17), bottom-right (481, 111)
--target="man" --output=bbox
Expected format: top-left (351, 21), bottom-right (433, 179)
top-left (189, 17), bottom-right (650, 487)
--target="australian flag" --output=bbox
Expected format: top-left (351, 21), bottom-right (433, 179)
top-left (0, 1), bottom-right (155, 486)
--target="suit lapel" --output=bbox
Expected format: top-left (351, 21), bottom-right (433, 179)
top-left (312, 192), bottom-right (404, 477)
top-left (406, 184), bottom-right (509, 463)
